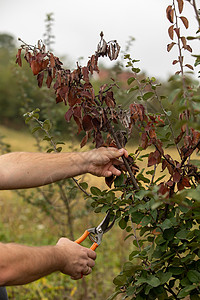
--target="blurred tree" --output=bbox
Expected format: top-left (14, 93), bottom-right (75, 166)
top-left (0, 33), bottom-right (16, 52)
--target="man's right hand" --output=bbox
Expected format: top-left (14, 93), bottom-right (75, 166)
top-left (55, 238), bottom-right (96, 280)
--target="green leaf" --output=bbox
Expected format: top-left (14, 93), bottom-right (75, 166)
top-left (106, 291), bottom-right (122, 300)
top-left (166, 110), bottom-right (172, 116)
top-left (177, 285), bottom-right (196, 298)
top-left (56, 146), bottom-right (62, 152)
top-left (187, 270), bottom-right (200, 283)
top-left (31, 126), bottom-right (41, 134)
top-left (79, 182), bottom-right (88, 190)
top-left (142, 92), bottom-right (154, 101)
top-left (157, 272), bottom-right (172, 285)
top-left (90, 186), bottom-right (101, 196)
top-left (127, 77), bottom-right (136, 85)
top-left (163, 228), bottom-right (175, 241)
top-left (126, 286), bottom-right (136, 296)
top-left (46, 148), bottom-right (54, 153)
top-left (132, 67), bottom-right (140, 73)
top-left (94, 206), bottom-right (102, 213)
top-left (128, 86), bottom-right (139, 93)
top-left (168, 267), bottom-right (184, 275)
top-left (114, 173), bottom-right (124, 187)
top-left (136, 173), bottom-right (150, 184)
top-left (154, 175), bottom-right (166, 184)
top-left (131, 212), bottom-right (144, 224)
top-left (190, 295), bottom-right (200, 300)
top-left (160, 219), bottom-right (173, 230)
top-left (113, 274), bottom-right (127, 286)
top-left (176, 229), bottom-right (189, 240)
top-left (123, 262), bottom-right (134, 275)
top-left (43, 136), bottom-right (52, 141)
top-left (140, 215), bottom-right (151, 226)
top-left (138, 275), bottom-right (160, 287)
top-left (119, 218), bottom-right (127, 229)
top-left (43, 119), bottom-right (52, 131)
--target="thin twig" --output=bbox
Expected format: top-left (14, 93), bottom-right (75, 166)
top-left (72, 178), bottom-right (90, 197)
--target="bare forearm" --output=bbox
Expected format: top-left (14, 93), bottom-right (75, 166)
top-left (0, 243), bottom-right (59, 285)
top-left (0, 152), bottom-right (88, 190)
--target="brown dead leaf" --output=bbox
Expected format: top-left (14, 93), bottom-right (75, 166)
top-left (177, 0), bottom-right (184, 13)
top-left (166, 5), bottom-right (174, 23)
top-left (168, 25), bottom-right (174, 40)
top-left (180, 16), bottom-right (189, 29)
top-left (167, 42), bottom-right (176, 52)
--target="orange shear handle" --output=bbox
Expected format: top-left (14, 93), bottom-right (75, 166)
top-left (75, 230), bottom-right (99, 251)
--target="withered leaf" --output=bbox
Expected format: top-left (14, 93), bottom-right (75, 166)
top-left (73, 115), bottom-right (83, 134)
top-left (175, 131), bottom-right (184, 144)
top-left (173, 169), bottom-right (181, 182)
top-left (185, 64), bottom-right (194, 70)
top-left (46, 69), bottom-right (53, 88)
top-left (149, 128), bottom-right (157, 139)
top-left (180, 16), bottom-right (189, 29)
top-left (105, 174), bottom-right (115, 188)
top-left (105, 91), bottom-right (115, 108)
top-left (186, 45), bottom-right (192, 52)
top-left (148, 151), bottom-right (160, 167)
top-left (168, 25), bottom-right (174, 40)
top-left (50, 53), bottom-right (55, 68)
top-left (177, 0), bottom-right (184, 13)
top-left (73, 106), bottom-right (82, 119)
top-left (191, 129), bottom-right (200, 145)
top-left (166, 5), bottom-right (174, 23)
top-left (181, 36), bottom-right (187, 48)
top-left (95, 131), bottom-right (104, 148)
top-left (91, 118), bottom-right (100, 132)
top-left (80, 132), bottom-right (89, 148)
top-left (182, 176), bottom-right (191, 187)
top-left (82, 66), bottom-right (89, 83)
top-left (31, 60), bottom-right (42, 75)
top-left (87, 55), bottom-right (99, 74)
top-left (177, 176), bottom-right (191, 190)
top-left (58, 86), bottom-right (69, 105)
top-left (82, 115), bottom-right (93, 132)
top-left (37, 72), bottom-right (44, 88)
top-left (167, 42), bottom-right (176, 52)
top-left (174, 28), bottom-right (180, 38)
top-left (172, 60), bottom-right (179, 65)
top-left (141, 132), bottom-right (148, 150)
top-left (158, 183), bottom-right (169, 197)
top-left (56, 93), bottom-right (62, 104)
top-left (16, 49), bottom-right (22, 67)
top-left (68, 88), bottom-right (81, 106)
top-left (65, 107), bottom-right (74, 122)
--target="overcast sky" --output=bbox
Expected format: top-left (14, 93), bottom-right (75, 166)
top-left (0, 0), bottom-right (199, 80)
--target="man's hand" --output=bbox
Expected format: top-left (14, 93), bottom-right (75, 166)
top-left (86, 147), bottom-right (128, 177)
top-left (55, 238), bottom-right (96, 280)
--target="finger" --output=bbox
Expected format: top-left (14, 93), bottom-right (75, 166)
top-left (87, 249), bottom-right (97, 260)
top-left (112, 158), bottom-right (123, 165)
top-left (108, 165), bottom-right (121, 176)
top-left (82, 266), bottom-right (92, 276)
top-left (104, 170), bottom-right (113, 177)
top-left (87, 257), bottom-right (95, 268)
top-left (71, 273), bottom-right (82, 280)
top-left (118, 148), bottom-right (128, 158)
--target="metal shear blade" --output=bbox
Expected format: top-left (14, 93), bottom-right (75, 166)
top-left (96, 210), bottom-right (115, 234)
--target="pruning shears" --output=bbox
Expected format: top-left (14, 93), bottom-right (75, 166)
top-left (75, 210), bottom-right (115, 251)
